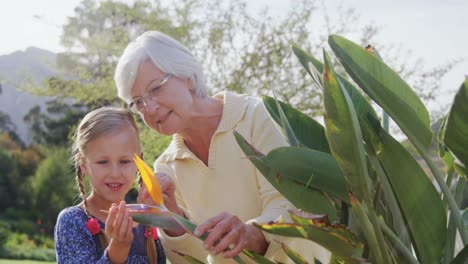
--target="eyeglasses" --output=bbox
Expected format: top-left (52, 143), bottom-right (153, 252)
top-left (128, 73), bottom-right (173, 114)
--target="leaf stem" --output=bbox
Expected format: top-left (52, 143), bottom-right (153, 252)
top-left (417, 144), bottom-right (468, 244)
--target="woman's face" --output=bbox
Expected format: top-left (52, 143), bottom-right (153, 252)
top-left (80, 126), bottom-right (140, 206)
top-left (130, 60), bottom-right (194, 135)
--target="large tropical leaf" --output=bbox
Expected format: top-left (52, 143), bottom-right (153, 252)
top-left (234, 131), bottom-right (337, 220)
top-left (263, 146), bottom-right (348, 203)
top-left (321, 49), bottom-right (371, 204)
top-left (263, 95), bottom-right (330, 153)
top-left (443, 78), bottom-right (468, 171)
top-left (378, 130), bottom-right (447, 263)
top-left (328, 35), bottom-right (432, 150)
top-left (322, 50), bottom-right (391, 263)
top-left (256, 211), bottom-right (364, 263)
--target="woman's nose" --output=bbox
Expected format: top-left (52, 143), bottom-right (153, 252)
top-left (144, 99), bottom-right (160, 112)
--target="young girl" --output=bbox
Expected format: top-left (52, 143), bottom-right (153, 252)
top-left (54, 107), bottom-right (165, 264)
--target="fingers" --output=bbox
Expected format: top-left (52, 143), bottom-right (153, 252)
top-left (194, 212), bottom-right (227, 237)
top-left (212, 227), bottom-right (245, 257)
top-left (105, 201), bottom-right (134, 243)
top-left (105, 203), bottom-right (118, 234)
top-left (156, 172), bottom-right (174, 194)
top-left (137, 185), bottom-right (152, 204)
top-left (222, 234), bottom-right (246, 258)
top-left (195, 212), bottom-right (247, 257)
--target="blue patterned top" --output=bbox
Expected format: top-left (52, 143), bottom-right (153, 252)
top-left (55, 205), bottom-right (166, 264)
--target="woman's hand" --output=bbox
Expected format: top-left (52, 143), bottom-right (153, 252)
top-left (138, 172), bottom-right (184, 217)
top-left (105, 201), bottom-right (134, 264)
top-left (194, 212), bottom-right (268, 258)
top-left (138, 172), bottom-right (186, 237)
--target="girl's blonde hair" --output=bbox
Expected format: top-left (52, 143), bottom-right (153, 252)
top-left (72, 107), bottom-right (159, 263)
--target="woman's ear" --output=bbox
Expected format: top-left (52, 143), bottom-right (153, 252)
top-left (187, 78), bottom-right (194, 92)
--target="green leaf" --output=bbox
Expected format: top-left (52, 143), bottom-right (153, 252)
top-left (280, 242), bottom-right (309, 264)
top-left (378, 130), bottom-right (447, 264)
top-left (241, 249), bottom-right (276, 264)
top-left (173, 251), bottom-right (207, 264)
top-left (438, 116), bottom-right (456, 174)
top-left (234, 131), bottom-right (337, 220)
top-left (256, 211), bottom-right (364, 262)
top-left (263, 95), bottom-right (330, 153)
top-left (450, 245), bottom-right (468, 264)
top-left (273, 94), bottom-right (300, 146)
top-left (322, 49), bottom-right (372, 204)
top-left (291, 44), bottom-right (382, 153)
top-left (444, 78), bottom-right (468, 171)
top-left (328, 35), bottom-right (432, 150)
top-left (265, 147), bottom-right (348, 203)
top-left (290, 44), bottom-right (323, 88)
top-left (463, 209), bottom-right (468, 228)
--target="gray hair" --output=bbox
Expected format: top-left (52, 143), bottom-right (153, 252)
top-left (114, 31), bottom-right (207, 104)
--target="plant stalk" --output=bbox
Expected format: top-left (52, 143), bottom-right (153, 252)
top-left (417, 144), bottom-right (468, 244)
top-left (379, 219), bottom-right (418, 264)
top-left (351, 198), bottom-right (388, 263)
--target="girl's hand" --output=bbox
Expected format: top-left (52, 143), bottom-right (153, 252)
top-left (105, 201), bottom-right (133, 263)
top-left (194, 212), bottom-right (268, 258)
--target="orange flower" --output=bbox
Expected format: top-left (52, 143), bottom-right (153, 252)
top-left (133, 154), bottom-right (163, 206)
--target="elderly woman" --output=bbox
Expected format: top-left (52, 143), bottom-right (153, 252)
top-left (114, 31), bottom-right (329, 263)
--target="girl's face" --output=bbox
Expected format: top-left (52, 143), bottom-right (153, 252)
top-left (80, 126), bottom-right (140, 206)
top-left (130, 60), bottom-right (194, 135)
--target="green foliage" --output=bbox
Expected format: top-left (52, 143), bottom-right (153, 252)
top-left (235, 36), bottom-right (468, 263)
top-left (139, 123), bottom-right (172, 162)
top-left (0, 134), bottom-right (44, 212)
top-left (29, 147), bottom-right (76, 234)
top-left (0, 231), bottom-right (55, 261)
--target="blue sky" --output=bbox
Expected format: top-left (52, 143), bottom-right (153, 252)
top-left (1, 0), bottom-right (466, 112)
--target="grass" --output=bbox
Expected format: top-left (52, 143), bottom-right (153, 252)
top-left (0, 260), bottom-right (55, 264)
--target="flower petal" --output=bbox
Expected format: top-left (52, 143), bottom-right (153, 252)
top-left (133, 154), bottom-right (163, 206)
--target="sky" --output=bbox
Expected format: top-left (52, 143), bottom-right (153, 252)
top-left (1, 0), bottom-right (467, 110)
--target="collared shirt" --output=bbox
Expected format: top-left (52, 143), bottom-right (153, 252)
top-left (155, 91), bottom-right (329, 263)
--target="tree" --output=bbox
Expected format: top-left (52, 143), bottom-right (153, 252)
top-left (29, 0), bottom-right (458, 156)
top-left (29, 147), bottom-right (76, 233)
top-left (0, 133), bottom-right (43, 213)
top-left (23, 100), bottom-right (86, 146)
top-left (0, 85), bottom-right (22, 145)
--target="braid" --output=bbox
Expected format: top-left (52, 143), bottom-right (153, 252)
top-left (146, 226), bottom-right (158, 264)
top-left (76, 166), bottom-right (90, 215)
top-left (76, 162), bottom-right (108, 248)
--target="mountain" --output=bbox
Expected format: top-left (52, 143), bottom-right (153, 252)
top-left (0, 47), bottom-right (57, 145)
